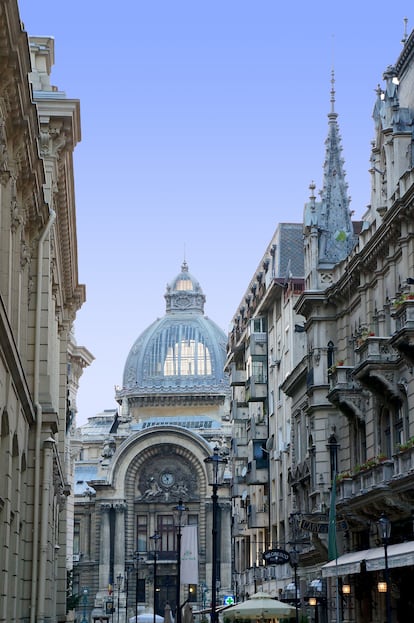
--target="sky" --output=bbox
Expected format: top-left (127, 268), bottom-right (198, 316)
top-left (18, 1), bottom-right (412, 424)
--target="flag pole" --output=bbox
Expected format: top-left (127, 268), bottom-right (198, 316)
top-left (328, 471), bottom-right (340, 623)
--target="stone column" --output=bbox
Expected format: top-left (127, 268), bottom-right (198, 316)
top-left (99, 504), bottom-right (111, 590)
top-left (114, 503), bottom-right (126, 581)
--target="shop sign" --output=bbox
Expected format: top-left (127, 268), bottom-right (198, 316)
top-left (262, 548), bottom-right (290, 565)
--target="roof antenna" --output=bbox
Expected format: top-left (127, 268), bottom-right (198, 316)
top-left (401, 17), bottom-right (408, 45)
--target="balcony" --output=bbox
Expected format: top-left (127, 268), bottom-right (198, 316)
top-left (245, 377), bottom-right (267, 401)
top-left (355, 336), bottom-right (399, 366)
top-left (247, 504), bottom-right (268, 529)
top-left (336, 459), bottom-right (394, 501)
top-left (328, 365), bottom-right (354, 391)
top-left (233, 516), bottom-right (247, 536)
top-left (353, 337), bottom-right (401, 400)
top-left (248, 332), bottom-right (268, 356)
top-left (230, 363), bottom-right (247, 386)
top-left (246, 459), bottom-right (268, 484)
top-left (393, 444), bottom-right (414, 476)
top-left (390, 298), bottom-right (414, 364)
top-left (327, 366), bottom-right (367, 420)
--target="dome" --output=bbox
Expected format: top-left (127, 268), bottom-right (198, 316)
top-left (120, 263), bottom-right (228, 399)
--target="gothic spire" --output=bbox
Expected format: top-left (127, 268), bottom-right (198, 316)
top-left (317, 69), bottom-right (354, 265)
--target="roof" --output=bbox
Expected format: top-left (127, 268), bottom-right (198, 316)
top-left (118, 263), bottom-right (229, 399)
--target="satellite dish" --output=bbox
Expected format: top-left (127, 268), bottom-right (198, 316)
top-left (241, 489), bottom-right (248, 501)
top-left (241, 466), bottom-right (248, 478)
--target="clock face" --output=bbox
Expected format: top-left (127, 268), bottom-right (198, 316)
top-left (160, 472), bottom-right (174, 487)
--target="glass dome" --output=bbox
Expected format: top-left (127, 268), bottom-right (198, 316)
top-left (119, 263), bottom-right (228, 397)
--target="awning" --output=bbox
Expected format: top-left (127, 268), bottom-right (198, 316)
top-left (321, 540), bottom-right (414, 578)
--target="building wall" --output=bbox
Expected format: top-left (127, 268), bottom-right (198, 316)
top-left (227, 27), bottom-right (414, 623)
top-left (0, 4), bottom-right (85, 621)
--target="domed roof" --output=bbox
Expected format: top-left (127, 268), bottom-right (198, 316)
top-left (120, 263), bottom-right (228, 398)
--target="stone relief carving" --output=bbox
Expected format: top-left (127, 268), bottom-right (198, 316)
top-left (101, 436), bottom-right (116, 459)
top-left (137, 455), bottom-right (197, 503)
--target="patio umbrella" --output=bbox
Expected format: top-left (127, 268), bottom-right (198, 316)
top-left (129, 614), bottom-right (165, 623)
top-left (224, 592), bottom-right (296, 620)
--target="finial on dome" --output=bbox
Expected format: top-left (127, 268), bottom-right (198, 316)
top-left (181, 260), bottom-right (189, 272)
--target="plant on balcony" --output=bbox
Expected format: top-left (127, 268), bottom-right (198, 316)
top-left (356, 328), bottom-right (375, 347)
top-left (376, 453), bottom-right (388, 463)
top-left (328, 360), bottom-right (345, 374)
top-left (393, 292), bottom-right (414, 308)
top-left (395, 436), bottom-right (414, 452)
top-left (353, 455), bottom-right (389, 474)
top-left (336, 471), bottom-right (352, 482)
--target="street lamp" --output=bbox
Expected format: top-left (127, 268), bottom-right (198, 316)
top-left (81, 587), bottom-right (88, 623)
top-left (173, 500), bottom-right (188, 623)
top-left (116, 574), bottom-right (123, 623)
top-left (204, 446), bottom-right (228, 623)
top-left (378, 513), bottom-right (392, 623)
top-left (289, 549), bottom-right (299, 623)
top-left (150, 531), bottom-right (161, 623)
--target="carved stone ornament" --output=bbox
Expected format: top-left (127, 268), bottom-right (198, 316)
top-left (137, 453), bottom-right (197, 503)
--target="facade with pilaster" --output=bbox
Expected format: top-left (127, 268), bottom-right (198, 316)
top-left (0, 4), bottom-right (85, 622)
top-left (73, 263), bottom-right (232, 623)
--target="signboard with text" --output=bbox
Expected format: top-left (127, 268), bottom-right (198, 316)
top-left (262, 548), bottom-right (290, 565)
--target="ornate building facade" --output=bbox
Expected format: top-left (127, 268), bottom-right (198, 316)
top-left (73, 263), bottom-right (232, 622)
top-left (226, 26), bottom-right (414, 623)
top-left (0, 4), bottom-right (86, 622)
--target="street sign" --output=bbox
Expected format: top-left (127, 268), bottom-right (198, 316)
top-left (224, 595), bottom-right (235, 605)
top-left (262, 548), bottom-right (290, 565)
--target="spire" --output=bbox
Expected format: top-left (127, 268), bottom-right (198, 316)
top-left (317, 69), bottom-right (354, 265)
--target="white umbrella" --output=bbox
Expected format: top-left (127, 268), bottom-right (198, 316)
top-left (130, 614), bottom-right (165, 623)
top-left (224, 592), bottom-right (296, 620)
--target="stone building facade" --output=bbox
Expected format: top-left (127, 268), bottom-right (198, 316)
top-left (226, 26), bottom-right (414, 623)
top-left (0, 4), bottom-right (85, 622)
top-left (73, 264), bottom-right (232, 622)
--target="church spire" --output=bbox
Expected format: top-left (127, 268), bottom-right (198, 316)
top-left (303, 71), bottom-right (356, 288)
top-left (316, 70), bottom-right (354, 265)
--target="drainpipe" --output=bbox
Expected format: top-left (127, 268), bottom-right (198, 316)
top-left (38, 437), bottom-right (57, 621)
top-left (30, 209), bottom-right (56, 623)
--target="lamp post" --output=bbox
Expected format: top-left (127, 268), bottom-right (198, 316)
top-left (173, 500), bottom-right (188, 623)
top-left (117, 574), bottom-right (123, 623)
top-left (81, 587), bottom-right (88, 623)
top-left (150, 531), bottom-right (161, 623)
top-left (289, 549), bottom-right (299, 623)
top-left (378, 513), bottom-right (392, 623)
top-left (204, 446), bottom-right (227, 623)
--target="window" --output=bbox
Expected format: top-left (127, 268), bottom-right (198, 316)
top-left (253, 440), bottom-right (268, 470)
top-left (251, 356), bottom-right (267, 384)
top-left (252, 317), bottom-right (266, 333)
top-left (157, 515), bottom-right (175, 551)
top-left (73, 521), bottom-right (80, 555)
top-left (137, 515), bottom-right (147, 552)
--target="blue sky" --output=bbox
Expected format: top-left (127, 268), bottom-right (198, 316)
top-left (18, 1), bottom-right (412, 423)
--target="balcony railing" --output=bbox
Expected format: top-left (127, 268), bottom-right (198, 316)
top-left (393, 298), bottom-right (414, 331)
top-left (337, 459), bottom-right (394, 500)
top-left (393, 444), bottom-right (414, 475)
top-left (328, 365), bottom-right (355, 391)
top-left (355, 336), bottom-right (399, 366)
